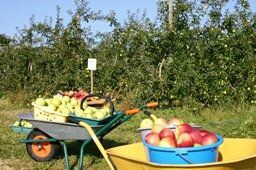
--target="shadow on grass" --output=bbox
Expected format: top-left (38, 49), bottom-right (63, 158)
top-left (58, 138), bottom-right (128, 169)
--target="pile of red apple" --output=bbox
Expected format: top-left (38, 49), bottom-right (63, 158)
top-left (60, 89), bottom-right (89, 101)
top-left (145, 117), bottom-right (218, 148)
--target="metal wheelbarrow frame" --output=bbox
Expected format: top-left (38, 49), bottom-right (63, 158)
top-left (16, 101), bottom-right (158, 170)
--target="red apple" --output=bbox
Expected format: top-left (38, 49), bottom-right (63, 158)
top-left (159, 128), bottom-right (175, 140)
top-left (167, 116), bottom-right (183, 126)
top-left (151, 124), bottom-right (165, 134)
top-left (158, 136), bottom-right (176, 148)
top-left (194, 143), bottom-right (202, 147)
top-left (145, 132), bottom-right (160, 146)
top-left (199, 129), bottom-right (210, 137)
top-left (201, 133), bottom-right (218, 146)
top-left (175, 123), bottom-right (193, 138)
top-left (189, 129), bottom-right (203, 144)
top-left (177, 133), bottom-right (194, 147)
top-left (154, 118), bottom-right (168, 127)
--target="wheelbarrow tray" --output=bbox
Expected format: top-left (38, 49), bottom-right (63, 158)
top-left (106, 138), bottom-right (256, 170)
top-left (19, 113), bottom-right (103, 140)
top-left (10, 125), bottom-right (33, 134)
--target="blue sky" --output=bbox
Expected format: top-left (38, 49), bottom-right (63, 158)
top-left (0, 0), bottom-right (255, 37)
top-left (0, 0), bottom-right (158, 37)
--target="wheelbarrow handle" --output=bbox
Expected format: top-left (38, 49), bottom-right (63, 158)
top-left (125, 102), bottom-right (159, 115)
top-left (79, 121), bottom-right (115, 170)
top-left (125, 108), bottom-right (140, 115)
top-left (146, 102), bottom-right (158, 108)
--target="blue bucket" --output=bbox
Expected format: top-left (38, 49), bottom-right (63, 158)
top-left (142, 134), bottom-right (223, 164)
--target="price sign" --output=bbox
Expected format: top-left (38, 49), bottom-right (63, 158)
top-left (88, 58), bottom-right (97, 70)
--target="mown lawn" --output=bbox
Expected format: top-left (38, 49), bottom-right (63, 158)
top-left (1, 100), bottom-right (256, 169)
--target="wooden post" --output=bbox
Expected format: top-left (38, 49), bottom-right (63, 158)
top-left (168, 0), bottom-right (173, 30)
top-left (90, 70), bottom-right (94, 94)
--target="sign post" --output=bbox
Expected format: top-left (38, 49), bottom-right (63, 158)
top-left (87, 58), bottom-right (97, 94)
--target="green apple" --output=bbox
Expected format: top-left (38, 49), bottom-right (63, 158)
top-left (48, 104), bottom-right (57, 111)
top-left (66, 103), bottom-right (74, 110)
top-left (13, 121), bottom-right (20, 127)
top-left (85, 113), bottom-right (94, 119)
top-left (70, 97), bottom-right (78, 106)
top-left (58, 104), bottom-right (66, 112)
top-left (101, 107), bottom-right (110, 116)
top-left (83, 107), bottom-right (93, 115)
top-left (90, 107), bottom-right (98, 114)
top-left (52, 98), bottom-right (61, 107)
top-left (35, 98), bottom-right (46, 106)
top-left (24, 121), bottom-right (33, 128)
top-left (20, 120), bottom-right (26, 127)
top-left (75, 109), bottom-right (84, 117)
top-left (95, 110), bottom-right (105, 120)
top-left (140, 118), bottom-right (154, 129)
top-left (61, 108), bottom-right (71, 116)
top-left (63, 96), bottom-right (71, 103)
top-left (45, 98), bottom-right (52, 105)
top-left (82, 101), bottom-right (88, 110)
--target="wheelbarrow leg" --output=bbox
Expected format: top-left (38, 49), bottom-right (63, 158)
top-left (60, 141), bottom-right (70, 170)
top-left (79, 139), bottom-right (92, 170)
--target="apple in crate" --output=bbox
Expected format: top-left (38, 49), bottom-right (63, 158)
top-left (201, 133), bottom-right (218, 146)
top-left (177, 133), bottom-right (194, 147)
top-left (154, 118), bottom-right (168, 127)
top-left (199, 129), bottom-right (210, 137)
top-left (145, 133), bottom-right (160, 146)
top-left (159, 128), bottom-right (175, 140)
top-left (189, 129), bottom-right (203, 144)
top-left (167, 116), bottom-right (183, 126)
top-left (175, 123), bottom-right (193, 138)
top-left (158, 136), bottom-right (176, 148)
top-left (140, 118), bottom-right (154, 129)
top-left (151, 124), bottom-right (165, 134)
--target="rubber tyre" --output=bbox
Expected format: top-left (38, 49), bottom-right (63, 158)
top-left (26, 130), bottom-right (61, 162)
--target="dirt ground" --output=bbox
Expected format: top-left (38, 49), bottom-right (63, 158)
top-left (0, 159), bottom-right (13, 170)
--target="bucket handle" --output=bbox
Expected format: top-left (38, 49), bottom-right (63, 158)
top-left (175, 151), bottom-right (193, 164)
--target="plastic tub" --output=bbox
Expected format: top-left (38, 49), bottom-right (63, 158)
top-left (142, 135), bottom-right (223, 164)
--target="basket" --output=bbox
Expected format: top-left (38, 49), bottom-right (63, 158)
top-left (32, 103), bottom-right (68, 123)
top-left (142, 134), bottom-right (224, 165)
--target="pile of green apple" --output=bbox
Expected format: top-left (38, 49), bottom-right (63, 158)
top-left (34, 94), bottom-right (111, 120)
top-left (12, 120), bottom-right (33, 128)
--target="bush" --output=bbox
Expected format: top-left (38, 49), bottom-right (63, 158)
top-left (0, 0), bottom-right (255, 108)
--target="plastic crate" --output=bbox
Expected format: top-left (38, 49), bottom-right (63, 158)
top-left (32, 103), bottom-right (68, 123)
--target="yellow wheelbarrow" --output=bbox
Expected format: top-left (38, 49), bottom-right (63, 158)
top-left (80, 110), bottom-right (256, 170)
top-left (106, 139), bottom-right (256, 170)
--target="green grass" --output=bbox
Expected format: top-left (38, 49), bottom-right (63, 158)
top-left (1, 99), bottom-right (256, 169)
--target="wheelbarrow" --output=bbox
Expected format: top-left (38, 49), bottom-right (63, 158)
top-left (106, 138), bottom-right (256, 169)
top-left (13, 94), bottom-right (159, 170)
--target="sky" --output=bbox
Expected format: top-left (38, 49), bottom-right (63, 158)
top-left (0, 0), bottom-right (255, 37)
top-left (0, 0), bottom-right (158, 37)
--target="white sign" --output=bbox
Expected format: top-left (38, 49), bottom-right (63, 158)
top-left (88, 58), bottom-right (97, 70)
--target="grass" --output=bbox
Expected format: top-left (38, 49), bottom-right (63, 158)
top-left (1, 99), bottom-right (256, 169)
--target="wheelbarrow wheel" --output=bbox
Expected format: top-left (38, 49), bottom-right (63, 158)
top-left (26, 130), bottom-right (61, 162)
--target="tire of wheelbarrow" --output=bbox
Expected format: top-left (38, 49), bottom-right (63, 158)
top-left (26, 130), bottom-right (61, 162)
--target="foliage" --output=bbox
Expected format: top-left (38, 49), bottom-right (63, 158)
top-left (0, 0), bottom-right (256, 108)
